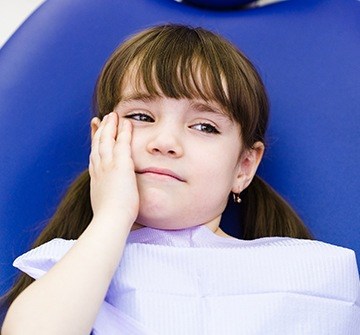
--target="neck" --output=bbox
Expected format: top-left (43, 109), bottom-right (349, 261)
top-left (130, 217), bottom-right (233, 238)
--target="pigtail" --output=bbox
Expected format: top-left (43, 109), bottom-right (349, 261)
top-left (0, 170), bottom-right (92, 316)
top-left (241, 175), bottom-right (312, 240)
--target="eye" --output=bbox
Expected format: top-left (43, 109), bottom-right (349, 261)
top-left (191, 123), bottom-right (220, 134)
top-left (125, 113), bottom-right (154, 122)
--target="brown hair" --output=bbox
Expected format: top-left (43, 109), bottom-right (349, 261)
top-left (1, 24), bottom-right (312, 315)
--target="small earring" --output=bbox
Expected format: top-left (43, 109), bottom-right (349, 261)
top-left (232, 192), bottom-right (241, 204)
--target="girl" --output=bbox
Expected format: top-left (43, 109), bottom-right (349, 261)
top-left (2, 24), bottom-right (359, 334)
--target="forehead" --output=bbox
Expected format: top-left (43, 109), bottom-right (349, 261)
top-left (120, 74), bottom-right (226, 117)
top-left (118, 61), bottom-right (232, 117)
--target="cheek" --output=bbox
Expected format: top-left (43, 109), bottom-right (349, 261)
top-left (193, 153), bottom-right (238, 190)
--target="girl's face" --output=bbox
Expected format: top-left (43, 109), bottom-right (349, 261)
top-left (113, 82), bottom-right (263, 231)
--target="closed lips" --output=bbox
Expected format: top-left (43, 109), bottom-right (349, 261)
top-left (136, 168), bottom-right (185, 182)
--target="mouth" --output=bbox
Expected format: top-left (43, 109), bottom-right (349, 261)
top-left (136, 167), bottom-right (185, 182)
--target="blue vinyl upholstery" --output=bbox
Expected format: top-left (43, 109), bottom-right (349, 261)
top-left (0, 0), bottom-right (359, 299)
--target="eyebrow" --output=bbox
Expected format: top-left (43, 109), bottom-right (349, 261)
top-left (120, 93), bottom-right (157, 104)
top-left (120, 95), bottom-right (230, 120)
top-left (190, 101), bottom-right (230, 120)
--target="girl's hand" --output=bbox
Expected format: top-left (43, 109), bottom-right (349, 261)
top-left (2, 113), bottom-right (139, 335)
top-left (89, 112), bottom-right (139, 226)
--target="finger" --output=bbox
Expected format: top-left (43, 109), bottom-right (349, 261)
top-left (90, 117), bottom-right (101, 140)
top-left (113, 118), bottom-right (133, 165)
top-left (116, 118), bottom-right (132, 147)
top-left (90, 116), bottom-right (106, 164)
top-left (88, 157), bottom-right (95, 178)
top-left (98, 113), bottom-right (117, 163)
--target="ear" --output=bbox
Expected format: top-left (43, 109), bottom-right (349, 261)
top-left (90, 117), bottom-right (101, 140)
top-left (232, 141), bottom-right (265, 193)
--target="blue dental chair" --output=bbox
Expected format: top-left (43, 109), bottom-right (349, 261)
top-left (0, 0), bottom-right (359, 316)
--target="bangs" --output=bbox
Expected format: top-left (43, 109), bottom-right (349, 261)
top-left (118, 27), bottom-right (233, 116)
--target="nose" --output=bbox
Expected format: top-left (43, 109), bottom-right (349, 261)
top-left (146, 125), bottom-right (184, 158)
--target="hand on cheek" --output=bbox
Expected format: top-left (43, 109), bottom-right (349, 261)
top-left (89, 112), bottom-right (139, 226)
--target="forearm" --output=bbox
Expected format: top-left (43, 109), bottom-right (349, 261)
top-left (2, 215), bottom-right (131, 335)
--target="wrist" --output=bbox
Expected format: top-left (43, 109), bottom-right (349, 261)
top-left (90, 212), bottom-right (134, 232)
